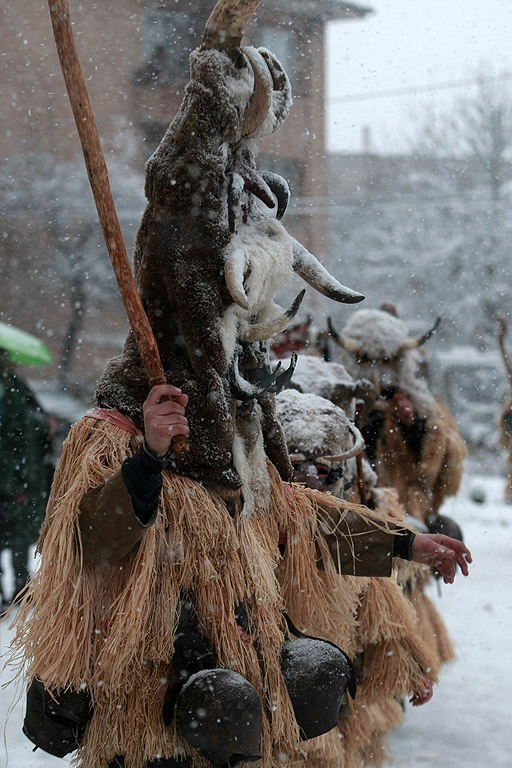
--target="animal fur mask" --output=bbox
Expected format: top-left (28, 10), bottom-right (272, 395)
top-left (95, 0), bottom-right (364, 497)
top-left (328, 308), bottom-right (440, 418)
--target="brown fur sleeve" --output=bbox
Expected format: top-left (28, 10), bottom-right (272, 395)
top-left (79, 470), bottom-right (157, 565)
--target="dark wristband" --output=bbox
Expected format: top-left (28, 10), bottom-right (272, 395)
top-left (141, 437), bottom-right (173, 466)
top-left (393, 529), bottom-right (416, 561)
top-left (121, 443), bottom-right (164, 524)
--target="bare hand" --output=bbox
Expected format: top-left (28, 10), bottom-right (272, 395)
top-left (409, 677), bottom-right (433, 707)
top-left (143, 384), bottom-right (189, 457)
top-left (411, 533), bottom-right (472, 584)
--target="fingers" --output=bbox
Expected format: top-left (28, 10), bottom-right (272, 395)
top-left (149, 416), bottom-right (189, 433)
top-left (432, 543), bottom-right (455, 562)
top-left (144, 387), bottom-right (188, 418)
top-left (438, 558), bottom-right (456, 584)
top-left (147, 397), bottom-right (189, 415)
top-left (143, 385), bottom-right (189, 456)
top-left (145, 384), bottom-right (184, 404)
top-left (412, 534), bottom-right (472, 581)
top-left (435, 534), bottom-right (472, 559)
top-left (450, 540), bottom-right (473, 572)
top-left (409, 678), bottom-right (433, 707)
top-left (454, 550), bottom-right (470, 577)
top-left (433, 535), bottom-right (472, 576)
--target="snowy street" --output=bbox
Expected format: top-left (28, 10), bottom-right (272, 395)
top-left (1, 472), bottom-right (511, 768)
top-left (388, 473), bottom-right (512, 767)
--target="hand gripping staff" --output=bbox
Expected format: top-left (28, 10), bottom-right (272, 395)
top-left (47, 0), bottom-right (188, 452)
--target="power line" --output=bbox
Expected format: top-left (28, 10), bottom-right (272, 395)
top-left (328, 72), bottom-right (512, 104)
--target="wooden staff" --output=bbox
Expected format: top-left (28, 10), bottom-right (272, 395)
top-left (47, 0), bottom-right (187, 451)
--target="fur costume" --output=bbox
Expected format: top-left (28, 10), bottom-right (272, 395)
top-left (497, 315), bottom-right (512, 503)
top-left (94, 9), bottom-right (362, 494)
top-left (498, 400), bottom-right (512, 503)
top-left (7, 5), bottom-right (413, 768)
top-left (275, 389), bottom-right (439, 768)
top-left (10, 413), bottom-right (401, 768)
top-left (363, 396), bottom-right (466, 525)
top-left (328, 309), bottom-right (466, 669)
top-left (329, 308), bottom-right (467, 524)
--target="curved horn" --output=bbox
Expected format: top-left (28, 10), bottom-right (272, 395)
top-left (269, 352), bottom-right (298, 393)
top-left (292, 239), bottom-right (364, 304)
top-left (241, 47), bottom-right (273, 137)
top-left (380, 301), bottom-right (399, 317)
top-left (259, 171), bottom-right (290, 219)
top-left (244, 48), bottom-right (293, 138)
top-left (240, 164), bottom-right (275, 208)
top-left (327, 317), bottom-right (360, 353)
top-left (401, 316), bottom-right (441, 350)
top-left (224, 248), bottom-right (249, 310)
top-left (327, 317), bottom-right (340, 344)
top-left (322, 422), bottom-right (366, 462)
top-left (201, 0), bottom-right (263, 51)
top-left (241, 290), bottom-right (306, 343)
top-left (228, 345), bottom-right (272, 401)
top-left (228, 166), bottom-right (279, 224)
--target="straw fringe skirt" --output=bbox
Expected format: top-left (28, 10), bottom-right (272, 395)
top-left (9, 416), bottom-right (432, 768)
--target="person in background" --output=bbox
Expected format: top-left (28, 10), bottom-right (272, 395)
top-left (496, 313), bottom-right (512, 503)
top-left (0, 349), bottom-right (54, 610)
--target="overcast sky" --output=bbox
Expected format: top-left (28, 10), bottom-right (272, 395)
top-left (326, 0), bottom-right (512, 154)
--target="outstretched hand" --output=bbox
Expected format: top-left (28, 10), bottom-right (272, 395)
top-left (143, 384), bottom-right (189, 458)
top-left (411, 533), bottom-right (472, 584)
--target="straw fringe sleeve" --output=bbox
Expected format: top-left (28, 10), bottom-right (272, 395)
top-left (78, 470), bottom-right (157, 565)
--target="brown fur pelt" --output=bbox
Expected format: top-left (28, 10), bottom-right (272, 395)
top-left (92, 17), bottom-right (366, 495)
top-left (92, 47), bottom-right (293, 490)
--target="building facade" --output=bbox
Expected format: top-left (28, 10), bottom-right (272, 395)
top-left (0, 0), bottom-right (370, 395)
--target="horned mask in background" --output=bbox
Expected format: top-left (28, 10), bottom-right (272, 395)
top-left (328, 308), bottom-right (440, 406)
top-left (95, 0), bottom-right (364, 501)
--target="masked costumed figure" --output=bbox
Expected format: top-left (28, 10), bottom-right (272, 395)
top-left (9, 4), bottom-right (471, 768)
top-left (327, 307), bottom-right (467, 668)
top-left (275, 364), bottom-right (439, 768)
top-left (497, 314), bottom-right (512, 503)
top-left (327, 308), bottom-right (466, 528)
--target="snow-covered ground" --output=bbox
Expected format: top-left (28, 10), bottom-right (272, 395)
top-left (1, 472), bottom-right (511, 767)
top-left (387, 472), bottom-right (512, 767)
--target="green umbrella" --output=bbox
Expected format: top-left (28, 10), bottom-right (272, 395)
top-left (0, 321), bottom-right (53, 366)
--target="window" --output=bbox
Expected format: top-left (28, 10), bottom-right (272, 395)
top-left (143, 5), bottom-right (194, 80)
top-left (259, 156), bottom-right (303, 197)
top-left (258, 26), bottom-right (298, 88)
